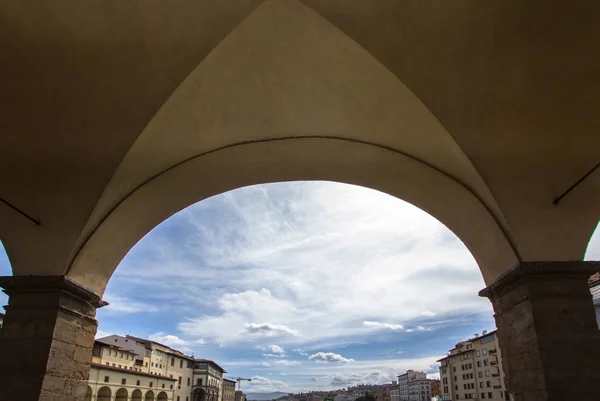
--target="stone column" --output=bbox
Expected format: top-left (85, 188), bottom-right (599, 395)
top-left (0, 275), bottom-right (106, 401)
top-left (480, 261), bottom-right (600, 401)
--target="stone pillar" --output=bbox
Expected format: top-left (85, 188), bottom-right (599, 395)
top-left (480, 261), bottom-right (600, 401)
top-left (0, 275), bottom-right (106, 401)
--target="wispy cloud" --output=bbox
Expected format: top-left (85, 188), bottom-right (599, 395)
top-left (362, 321), bottom-right (404, 331)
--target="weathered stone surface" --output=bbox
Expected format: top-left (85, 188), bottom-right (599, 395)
top-left (0, 275), bottom-right (105, 401)
top-left (481, 261), bottom-right (600, 401)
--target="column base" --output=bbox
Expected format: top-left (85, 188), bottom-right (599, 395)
top-left (0, 275), bottom-right (106, 401)
top-left (480, 261), bottom-right (600, 401)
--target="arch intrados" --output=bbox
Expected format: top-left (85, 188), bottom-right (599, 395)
top-left (68, 137), bottom-right (518, 294)
top-left (132, 389), bottom-right (143, 401)
top-left (97, 386), bottom-right (112, 399)
top-left (157, 391), bottom-right (169, 401)
top-left (116, 388), bottom-right (128, 400)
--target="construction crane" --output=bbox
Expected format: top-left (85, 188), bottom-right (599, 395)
top-left (235, 377), bottom-right (252, 391)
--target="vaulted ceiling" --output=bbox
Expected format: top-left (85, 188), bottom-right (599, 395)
top-left (1, 0), bottom-right (598, 293)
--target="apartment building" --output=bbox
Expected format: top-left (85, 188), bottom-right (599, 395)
top-left (90, 334), bottom-right (228, 401)
top-left (89, 340), bottom-right (176, 401)
top-left (397, 371), bottom-right (431, 401)
top-left (438, 331), bottom-right (511, 401)
top-left (223, 378), bottom-right (236, 401)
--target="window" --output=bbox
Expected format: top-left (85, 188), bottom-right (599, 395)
top-left (179, 376), bottom-right (182, 385)
top-left (150, 382), bottom-right (153, 388)
top-left (186, 398), bottom-right (189, 401)
top-left (171, 384), bottom-right (174, 389)
top-left (119, 352), bottom-right (123, 358)
top-left (159, 364), bottom-right (162, 368)
top-left (187, 378), bottom-right (191, 386)
top-left (172, 357), bottom-right (175, 366)
top-left (484, 359), bottom-right (489, 366)
top-left (485, 370), bottom-right (490, 377)
top-left (478, 372), bottom-right (483, 378)
top-left (488, 393), bottom-right (492, 398)
top-left (482, 349), bottom-right (487, 355)
top-left (477, 361), bottom-right (481, 367)
top-left (178, 398), bottom-right (180, 401)
top-left (106, 349), bottom-right (111, 356)
top-left (137, 380), bottom-right (141, 385)
top-left (145, 362), bottom-right (148, 367)
top-left (162, 384), bottom-right (165, 388)
top-left (486, 381), bottom-right (491, 388)
top-left (453, 367), bottom-right (456, 372)
top-left (122, 378), bottom-right (126, 385)
top-left (481, 393), bottom-right (485, 399)
top-left (476, 351), bottom-right (480, 357)
top-left (198, 379), bottom-right (202, 386)
top-left (104, 376), bottom-right (109, 383)
top-left (180, 360), bottom-right (184, 368)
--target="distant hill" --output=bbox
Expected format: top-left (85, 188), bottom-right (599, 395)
top-left (246, 392), bottom-right (289, 400)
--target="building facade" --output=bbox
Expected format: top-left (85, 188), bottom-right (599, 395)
top-left (192, 359), bottom-right (226, 401)
top-left (87, 363), bottom-right (176, 401)
top-left (223, 379), bottom-right (236, 401)
top-left (91, 334), bottom-right (228, 401)
top-left (397, 371), bottom-right (430, 401)
top-left (438, 331), bottom-right (512, 401)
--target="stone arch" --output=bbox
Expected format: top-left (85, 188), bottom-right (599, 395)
top-left (132, 389), bottom-right (143, 401)
top-left (65, 0), bottom-right (521, 294)
top-left (146, 390), bottom-right (155, 401)
top-left (68, 140), bottom-right (518, 295)
top-left (585, 221), bottom-right (600, 261)
top-left (193, 388), bottom-right (206, 401)
top-left (116, 388), bottom-right (128, 401)
top-left (84, 386), bottom-right (92, 401)
top-left (97, 386), bottom-right (112, 401)
top-left (157, 391), bottom-right (169, 401)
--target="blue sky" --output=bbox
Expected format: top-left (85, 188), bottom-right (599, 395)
top-left (0, 181), bottom-right (598, 393)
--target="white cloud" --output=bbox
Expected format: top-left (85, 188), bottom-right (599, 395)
top-left (309, 352), bottom-right (355, 363)
top-left (405, 326), bottom-right (431, 333)
top-left (148, 332), bottom-right (189, 347)
top-left (271, 345), bottom-right (285, 354)
top-left (243, 323), bottom-right (299, 337)
top-left (362, 321), bottom-right (404, 331)
top-left (421, 311), bottom-right (436, 317)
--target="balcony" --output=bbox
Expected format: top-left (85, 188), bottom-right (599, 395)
top-left (488, 349), bottom-right (497, 355)
top-left (493, 385), bottom-right (502, 389)
top-left (492, 374), bottom-right (500, 378)
top-left (490, 361), bottom-right (498, 366)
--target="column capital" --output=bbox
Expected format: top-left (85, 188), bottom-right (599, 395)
top-left (0, 274), bottom-right (107, 308)
top-left (479, 261), bottom-right (600, 299)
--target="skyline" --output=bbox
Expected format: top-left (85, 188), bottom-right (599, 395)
top-left (1, 181), bottom-right (598, 393)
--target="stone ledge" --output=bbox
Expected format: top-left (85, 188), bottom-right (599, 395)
top-left (479, 261), bottom-right (600, 299)
top-left (0, 275), bottom-right (107, 308)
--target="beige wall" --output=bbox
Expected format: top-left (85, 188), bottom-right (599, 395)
top-left (94, 344), bottom-right (138, 371)
top-left (88, 364), bottom-right (176, 401)
top-left (165, 354), bottom-right (195, 401)
top-left (439, 333), bottom-right (510, 401)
